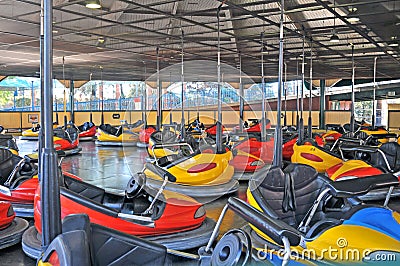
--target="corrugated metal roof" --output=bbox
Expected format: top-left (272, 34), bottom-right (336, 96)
top-left (0, 0), bottom-right (398, 82)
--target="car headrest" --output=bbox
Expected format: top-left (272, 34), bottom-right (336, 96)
top-left (379, 142), bottom-right (400, 157)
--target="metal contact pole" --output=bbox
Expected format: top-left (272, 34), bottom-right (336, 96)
top-left (70, 80), bottom-right (74, 122)
top-left (216, 3), bottom-right (223, 153)
top-left (180, 29), bottom-right (186, 140)
top-left (350, 45), bottom-right (355, 132)
top-left (308, 40), bottom-right (313, 137)
top-left (273, 0), bottom-right (285, 167)
top-left (284, 62), bottom-right (287, 127)
top-left (143, 61), bottom-right (147, 127)
top-left (62, 57), bottom-right (66, 114)
top-left (373, 57), bottom-right (378, 128)
top-left (41, 0), bottom-right (61, 251)
top-left (39, 0), bottom-right (44, 165)
top-left (31, 81), bottom-right (34, 111)
top-left (89, 73), bottom-right (93, 123)
top-left (301, 36), bottom-right (305, 119)
top-left (239, 52), bottom-right (244, 132)
top-left (298, 35), bottom-right (305, 142)
top-left (156, 47), bottom-right (162, 130)
top-left (296, 58), bottom-right (299, 128)
top-left (261, 32), bottom-right (267, 142)
top-left (100, 66), bottom-right (104, 125)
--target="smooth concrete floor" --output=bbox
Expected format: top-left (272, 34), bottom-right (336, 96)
top-left (0, 139), bottom-right (248, 265)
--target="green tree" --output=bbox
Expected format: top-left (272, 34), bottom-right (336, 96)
top-left (0, 91), bottom-right (14, 108)
top-left (15, 97), bottom-right (31, 108)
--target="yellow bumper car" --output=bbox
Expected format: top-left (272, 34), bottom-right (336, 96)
top-left (95, 120), bottom-right (143, 147)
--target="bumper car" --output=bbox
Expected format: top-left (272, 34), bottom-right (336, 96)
top-left (20, 123), bottom-right (40, 140)
top-left (360, 126), bottom-right (397, 144)
top-left (282, 135), bottom-right (298, 161)
top-left (148, 128), bottom-right (215, 160)
top-left (95, 120), bottom-right (143, 147)
top-left (232, 118), bottom-right (272, 133)
top-left (186, 118), bottom-right (205, 135)
top-left (282, 124), bottom-right (324, 161)
top-left (53, 122), bottom-right (82, 156)
top-left (205, 122), bottom-right (228, 141)
top-left (21, 121), bottom-right (60, 141)
top-left (291, 138), bottom-right (343, 173)
top-left (0, 149), bottom-right (38, 217)
top-left (244, 118), bottom-right (271, 133)
top-left (320, 124), bottom-right (346, 144)
top-left (36, 213), bottom-right (248, 266)
top-left (137, 125), bottom-right (157, 148)
top-left (325, 142), bottom-right (400, 200)
top-left (229, 135), bottom-right (274, 180)
top-left (211, 164), bottom-right (400, 265)
top-left (291, 133), bottom-right (373, 167)
top-left (0, 127), bottom-right (19, 155)
top-left (143, 141), bottom-right (239, 199)
top-left (22, 172), bottom-right (215, 259)
top-left (321, 130), bottom-right (343, 144)
top-left (0, 201), bottom-right (29, 249)
top-left (147, 130), bottom-right (180, 159)
top-left (291, 136), bottom-right (400, 200)
top-left (287, 135), bottom-right (325, 164)
top-left (77, 121), bottom-right (96, 141)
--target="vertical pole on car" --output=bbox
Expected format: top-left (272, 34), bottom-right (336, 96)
top-left (156, 47), bottom-right (162, 131)
top-left (296, 58), bottom-right (300, 128)
top-left (31, 81), bottom-right (35, 111)
top-left (239, 52), bottom-right (244, 133)
top-left (260, 32), bottom-right (267, 142)
top-left (38, 0), bottom-right (44, 165)
top-left (272, 0), bottom-right (285, 167)
top-left (298, 35), bottom-right (305, 143)
top-left (180, 29), bottom-right (186, 140)
top-left (70, 80), bottom-right (75, 123)
top-left (372, 57), bottom-right (378, 128)
top-left (100, 66), bottom-right (104, 125)
top-left (216, 3), bottom-right (223, 153)
top-left (307, 40), bottom-right (313, 138)
top-left (284, 62), bottom-right (287, 127)
top-left (143, 61), bottom-right (147, 127)
top-left (41, 0), bottom-right (62, 252)
top-left (350, 45), bottom-right (355, 133)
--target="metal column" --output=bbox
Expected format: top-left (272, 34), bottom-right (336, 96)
top-left (70, 80), bottom-right (74, 122)
top-left (272, 0), bottom-right (284, 168)
top-left (156, 47), bottom-right (162, 130)
top-left (319, 79), bottom-right (326, 129)
top-left (40, 0), bottom-right (61, 252)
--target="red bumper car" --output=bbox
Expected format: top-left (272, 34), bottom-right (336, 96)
top-left (22, 172), bottom-right (215, 259)
top-left (77, 121), bottom-right (96, 141)
top-left (0, 149), bottom-right (38, 217)
top-left (0, 201), bottom-right (29, 249)
top-left (229, 135), bottom-right (274, 180)
top-left (53, 122), bottom-right (82, 156)
top-left (283, 134), bottom-right (324, 161)
top-left (137, 125), bottom-right (157, 148)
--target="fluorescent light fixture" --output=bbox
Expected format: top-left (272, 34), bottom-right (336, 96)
top-left (347, 6), bottom-right (360, 22)
top-left (96, 37), bottom-right (106, 49)
top-left (330, 32), bottom-right (340, 42)
top-left (86, 0), bottom-right (101, 9)
top-left (388, 36), bottom-right (399, 47)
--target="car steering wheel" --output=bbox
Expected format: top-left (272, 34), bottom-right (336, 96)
top-left (126, 173), bottom-right (146, 198)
